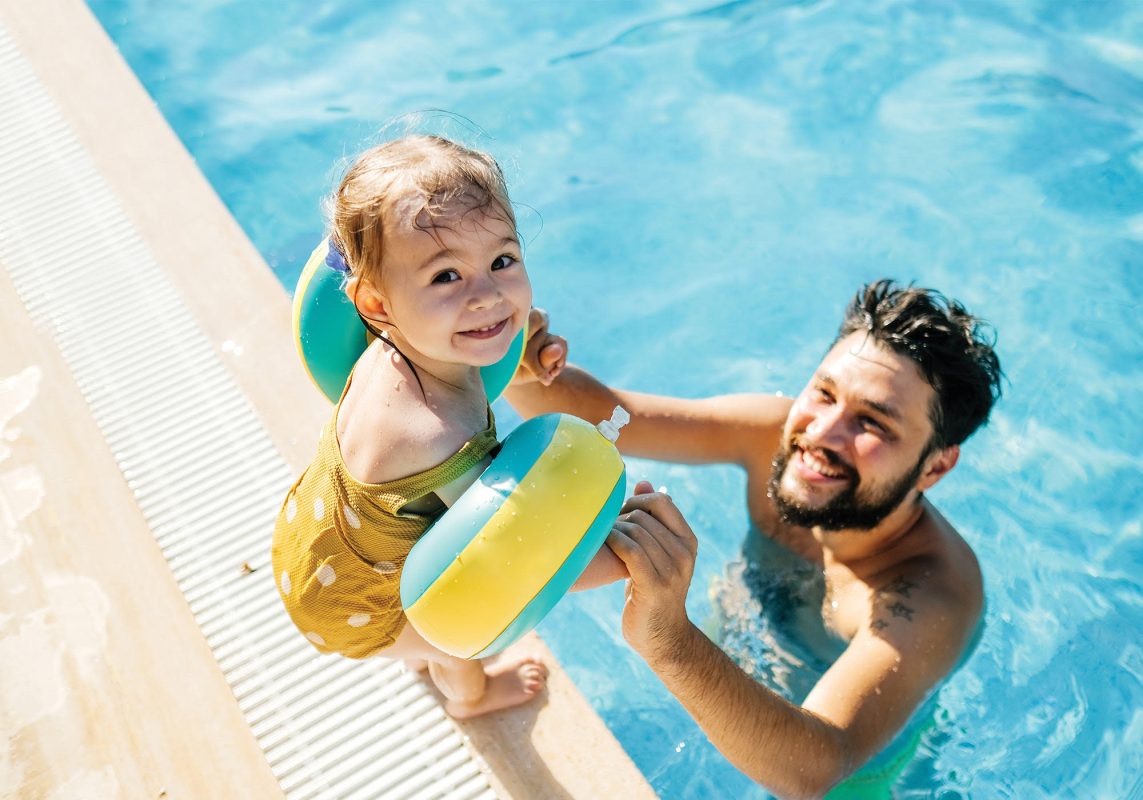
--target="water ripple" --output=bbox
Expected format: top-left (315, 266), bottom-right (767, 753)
top-left (550, 0), bottom-right (823, 65)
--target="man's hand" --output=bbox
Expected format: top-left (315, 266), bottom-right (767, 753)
top-left (607, 485), bottom-right (850, 796)
top-left (513, 307), bottom-right (567, 387)
top-left (606, 481), bottom-right (699, 663)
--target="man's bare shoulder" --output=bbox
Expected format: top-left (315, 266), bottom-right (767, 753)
top-left (866, 509), bottom-right (983, 659)
top-left (807, 522), bottom-right (983, 770)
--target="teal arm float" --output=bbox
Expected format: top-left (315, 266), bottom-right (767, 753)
top-left (291, 238), bottom-right (527, 403)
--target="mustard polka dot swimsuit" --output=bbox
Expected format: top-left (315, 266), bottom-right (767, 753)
top-left (272, 387), bottom-right (498, 659)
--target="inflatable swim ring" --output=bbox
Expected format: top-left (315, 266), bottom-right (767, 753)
top-left (401, 408), bottom-right (628, 659)
top-left (292, 238), bottom-right (526, 403)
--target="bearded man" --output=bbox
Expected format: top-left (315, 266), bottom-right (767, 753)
top-left (508, 280), bottom-right (1003, 799)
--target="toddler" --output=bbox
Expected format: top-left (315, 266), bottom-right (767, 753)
top-left (272, 135), bottom-right (624, 718)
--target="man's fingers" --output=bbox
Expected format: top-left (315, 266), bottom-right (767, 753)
top-left (528, 306), bottom-right (550, 334)
top-left (610, 506), bottom-right (696, 590)
top-left (616, 517), bottom-right (678, 575)
top-left (619, 492), bottom-right (698, 557)
top-left (539, 338), bottom-right (566, 376)
top-left (621, 509), bottom-right (695, 570)
top-left (606, 526), bottom-right (660, 583)
top-left (518, 308), bottom-right (566, 386)
top-left (521, 308), bottom-right (550, 366)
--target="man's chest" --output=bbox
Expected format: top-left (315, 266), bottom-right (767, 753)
top-left (822, 565), bottom-right (873, 640)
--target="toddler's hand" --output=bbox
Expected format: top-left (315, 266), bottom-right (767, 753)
top-left (515, 308), bottom-right (567, 387)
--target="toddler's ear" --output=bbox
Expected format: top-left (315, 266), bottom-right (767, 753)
top-left (345, 276), bottom-right (389, 322)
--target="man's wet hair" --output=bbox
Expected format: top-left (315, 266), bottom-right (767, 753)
top-left (836, 279), bottom-right (1003, 449)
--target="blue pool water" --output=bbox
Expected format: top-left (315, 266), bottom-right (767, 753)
top-left (89, 1), bottom-right (1143, 797)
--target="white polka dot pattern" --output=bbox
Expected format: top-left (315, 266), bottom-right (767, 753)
top-left (313, 496), bottom-right (325, 519)
top-left (280, 571), bottom-right (292, 594)
top-left (315, 564), bottom-right (336, 587)
top-left (344, 505), bottom-right (361, 529)
top-left (347, 614), bottom-right (370, 628)
top-left (285, 497), bottom-right (297, 523)
top-left (305, 631), bottom-right (326, 646)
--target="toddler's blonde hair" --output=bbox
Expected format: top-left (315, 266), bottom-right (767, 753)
top-left (329, 135), bottom-right (516, 289)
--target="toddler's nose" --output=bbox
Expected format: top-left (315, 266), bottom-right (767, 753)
top-left (467, 274), bottom-right (502, 310)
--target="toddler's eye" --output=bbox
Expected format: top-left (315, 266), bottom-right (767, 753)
top-left (491, 254), bottom-right (517, 271)
top-left (432, 269), bottom-right (460, 284)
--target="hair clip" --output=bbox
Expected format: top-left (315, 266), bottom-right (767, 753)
top-left (325, 240), bottom-right (350, 274)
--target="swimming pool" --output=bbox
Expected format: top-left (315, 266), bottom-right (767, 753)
top-left (88, 1), bottom-right (1143, 797)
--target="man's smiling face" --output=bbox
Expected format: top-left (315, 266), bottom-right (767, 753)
top-left (769, 332), bottom-right (942, 531)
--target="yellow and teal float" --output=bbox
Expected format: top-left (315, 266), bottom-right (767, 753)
top-left (293, 239), bottom-right (627, 659)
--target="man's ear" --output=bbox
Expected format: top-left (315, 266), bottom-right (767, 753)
top-left (917, 444), bottom-right (959, 492)
top-left (344, 275), bottom-right (390, 323)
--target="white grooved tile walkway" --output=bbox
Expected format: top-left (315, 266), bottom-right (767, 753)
top-left (0, 22), bottom-right (495, 800)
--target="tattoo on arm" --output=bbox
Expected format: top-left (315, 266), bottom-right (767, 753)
top-left (871, 575), bottom-right (919, 631)
top-left (887, 601), bottom-right (915, 621)
top-left (884, 576), bottom-right (918, 597)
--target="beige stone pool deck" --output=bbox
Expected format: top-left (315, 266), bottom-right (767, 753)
top-left (0, 2), bottom-right (654, 797)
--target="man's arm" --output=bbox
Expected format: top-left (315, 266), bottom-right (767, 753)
top-left (506, 309), bottom-right (791, 466)
top-left (507, 364), bottom-right (791, 467)
top-left (608, 489), bottom-right (977, 799)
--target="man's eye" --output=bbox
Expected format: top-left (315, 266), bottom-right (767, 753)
top-left (860, 416), bottom-right (886, 433)
top-left (432, 269), bottom-right (460, 284)
top-left (491, 254), bottom-right (517, 271)
top-left (815, 387), bottom-right (833, 402)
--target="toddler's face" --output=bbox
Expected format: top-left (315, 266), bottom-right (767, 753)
top-left (377, 200), bottom-right (531, 370)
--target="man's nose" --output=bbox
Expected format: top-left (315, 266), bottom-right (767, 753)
top-left (805, 407), bottom-right (847, 446)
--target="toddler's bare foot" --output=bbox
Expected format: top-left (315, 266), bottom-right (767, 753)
top-left (444, 656), bottom-right (548, 720)
top-left (403, 658), bottom-right (428, 672)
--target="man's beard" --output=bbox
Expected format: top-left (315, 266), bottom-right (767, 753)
top-left (767, 442), bottom-right (925, 531)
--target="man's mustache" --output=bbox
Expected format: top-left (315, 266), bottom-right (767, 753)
top-left (787, 435), bottom-right (858, 481)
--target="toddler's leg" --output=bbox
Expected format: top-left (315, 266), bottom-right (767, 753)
top-left (430, 654), bottom-right (548, 720)
top-left (384, 621), bottom-right (547, 719)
